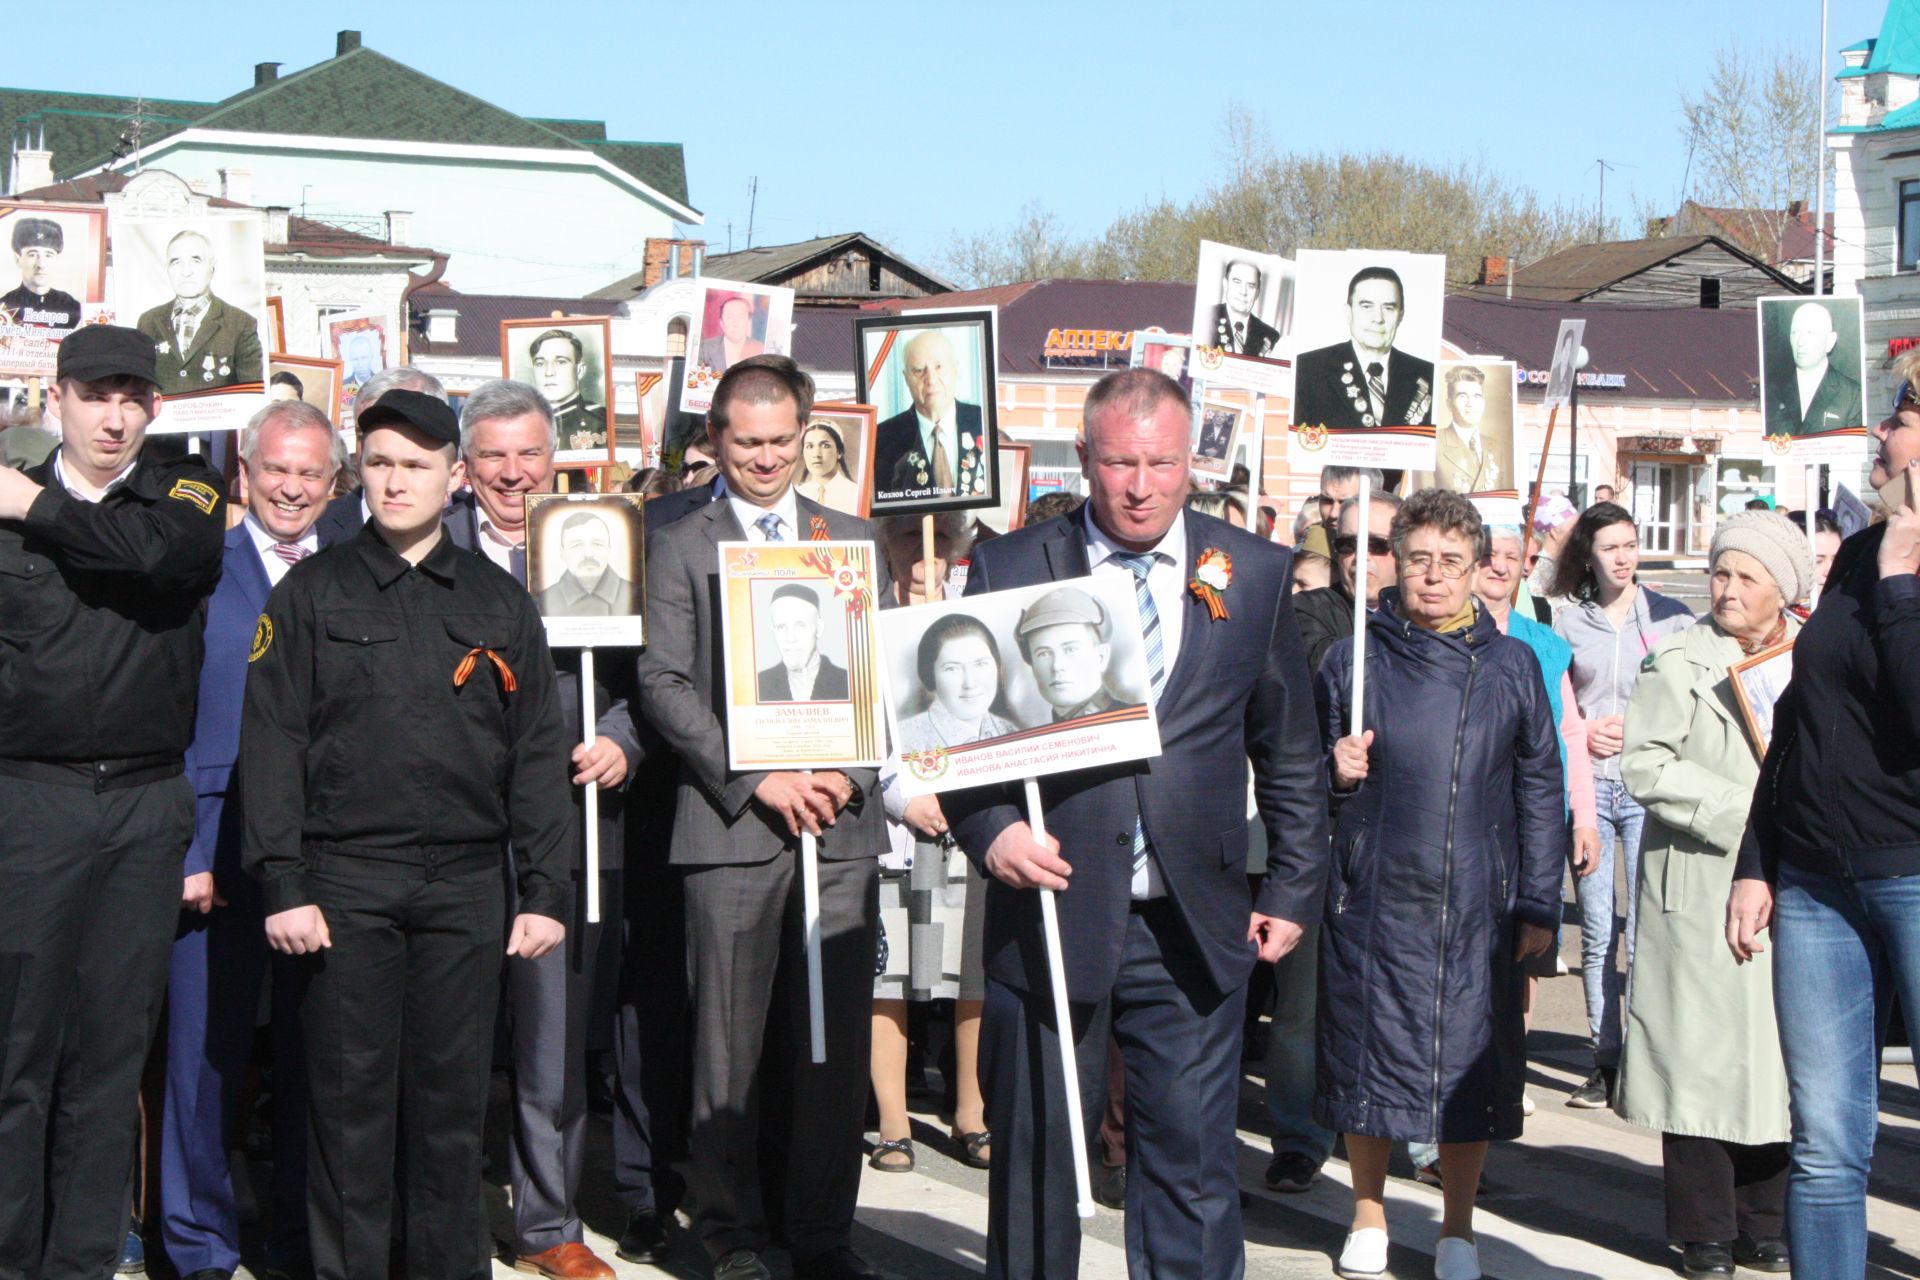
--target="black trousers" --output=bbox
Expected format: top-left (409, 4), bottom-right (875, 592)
top-left (611, 860), bottom-right (688, 1218)
top-left (1662, 1133), bottom-right (1789, 1244)
top-left (298, 861), bottom-right (505, 1280)
top-left (0, 773), bottom-right (192, 1280)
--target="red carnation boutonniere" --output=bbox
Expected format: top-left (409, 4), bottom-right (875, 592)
top-left (1190, 548), bottom-right (1232, 621)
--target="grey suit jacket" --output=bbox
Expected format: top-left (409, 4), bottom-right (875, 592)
top-left (636, 492), bottom-right (887, 866)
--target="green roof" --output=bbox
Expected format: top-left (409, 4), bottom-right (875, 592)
top-left (1868, 3), bottom-right (1920, 75)
top-left (0, 87), bottom-right (212, 177)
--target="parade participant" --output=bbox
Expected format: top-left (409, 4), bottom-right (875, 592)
top-left (0, 324), bottom-right (225, 1279)
top-left (314, 366), bottom-right (447, 543)
top-left (240, 389), bottom-right (572, 1280)
top-left (1292, 490), bottom-right (1403, 674)
top-left (1317, 489), bottom-right (1566, 1280)
top-left (160, 399), bottom-right (344, 1280)
top-left (635, 356), bottom-right (888, 1280)
top-left (946, 367), bottom-right (1329, 1280)
top-left (134, 230), bottom-right (263, 392)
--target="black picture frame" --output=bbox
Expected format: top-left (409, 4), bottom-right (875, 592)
top-left (853, 308), bottom-right (1001, 518)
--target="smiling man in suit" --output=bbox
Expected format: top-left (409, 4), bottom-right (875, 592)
top-left (1292, 264), bottom-right (1433, 431)
top-left (135, 230), bottom-right (263, 392)
top-left (1766, 300), bottom-right (1864, 437)
top-left (945, 367), bottom-right (1331, 1280)
top-left (636, 355), bottom-right (888, 1280)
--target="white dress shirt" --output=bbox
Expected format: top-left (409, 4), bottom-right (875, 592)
top-left (243, 512), bottom-right (320, 587)
top-left (476, 518), bottom-right (519, 576)
top-left (1083, 505), bottom-right (1189, 898)
top-left (729, 486), bottom-right (801, 543)
top-left (51, 449), bottom-right (138, 503)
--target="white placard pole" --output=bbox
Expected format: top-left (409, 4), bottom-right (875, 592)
top-left (1022, 777), bottom-right (1096, 1220)
top-left (580, 649), bottom-right (600, 925)
top-left (1805, 466), bottom-right (1821, 611)
top-left (801, 815), bottom-right (826, 1064)
top-left (187, 435), bottom-right (202, 456)
top-left (1349, 474), bottom-right (1371, 737)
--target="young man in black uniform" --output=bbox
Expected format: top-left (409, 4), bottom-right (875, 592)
top-left (0, 324), bottom-right (226, 1280)
top-left (239, 390), bottom-right (573, 1280)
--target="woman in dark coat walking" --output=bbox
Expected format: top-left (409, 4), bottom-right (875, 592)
top-left (1316, 489), bottom-right (1568, 1280)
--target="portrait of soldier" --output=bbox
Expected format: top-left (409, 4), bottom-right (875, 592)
top-left (1204, 257), bottom-right (1280, 358)
top-left (528, 328), bottom-right (607, 451)
top-left (3, 217), bottom-right (81, 329)
top-left (533, 509), bottom-right (636, 617)
top-left (135, 229), bottom-right (264, 391)
top-left (1433, 365), bottom-right (1506, 493)
top-left (1292, 264), bottom-right (1435, 430)
top-left (1764, 300), bottom-right (1864, 437)
top-left (1014, 584), bottom-right (1139, 722)
top-left (755, 582), bottom-right (849, 703)
top-left (871, 329), bottom-right (987, 503)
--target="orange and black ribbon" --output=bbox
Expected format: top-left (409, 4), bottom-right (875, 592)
top-left (453, 647), bottom-right (518, 693)
top-left (809, 515), bottom-right (831, 541)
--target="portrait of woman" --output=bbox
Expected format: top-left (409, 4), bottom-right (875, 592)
top-left (896, 613), bottom-right (1020, 751)
top-left (793, 418), bottom-right (862, 515)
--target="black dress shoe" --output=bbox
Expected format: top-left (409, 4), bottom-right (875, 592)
top-left (792, 1246), bottom-right (886, 1279)
top-left (1680, 1241), bottom-right (1735, 1278)
top-left (1094, 1160), bottom-right (1127, 1209)
top-left (1733, 1234), bottom-right (1790, 1272)
top-left (616, 1207), bottom-right (670, 1264)
top-left (711, 1248), bottom-right (773, 1280)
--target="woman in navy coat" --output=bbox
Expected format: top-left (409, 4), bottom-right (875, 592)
top-left (1315, 489), bottom-right (1568, 1280)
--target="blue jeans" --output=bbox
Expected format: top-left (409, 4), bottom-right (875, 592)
top-left (1576, 778), bottom-right (1644, 1067)
top-left (1264, 922), bottom-right (1334, 1164)
top-left (1771, 860), bottom-right (1920, 1279)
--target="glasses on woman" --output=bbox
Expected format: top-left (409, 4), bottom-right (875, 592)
top-left (1333, 534), bottom-right (1392, 557)
top-left (1401, 552), bottom-right (1472, 579)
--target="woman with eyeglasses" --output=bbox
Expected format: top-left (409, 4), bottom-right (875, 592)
top-left (1725, 359), bottom-right (1920, 1276)
top-left (1548, 503), bottom-right (1694, 1112)
top-left (1316, 490), bottom-right (1568, 1280)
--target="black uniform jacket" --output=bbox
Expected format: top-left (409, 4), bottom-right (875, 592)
top-left (238, 523), bottom-right (574, 921)
top-left (0, 450), bottom-right (225, 780)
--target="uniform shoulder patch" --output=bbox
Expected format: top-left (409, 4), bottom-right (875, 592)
top-left (249, 614), bottom-right (273, 662)
top-left (167, 477), bottom-right (220, 515)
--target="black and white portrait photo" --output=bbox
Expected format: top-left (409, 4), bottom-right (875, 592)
top-left (1543, 318), bottom-right (1586, 411)
top-left (1758, 295), bottom-right (1866, 440)
top-left (752, 581), bottom-right (850, 704)
top-left (0, 202), bottom-right (104, 334)
top-left (502, 316), bottom-right (616, 467)
top-left (1189, 240), bottom-right (1291, 360)
top-left (856, 309), bottom-right (1001, 517)
top-left (1290, 249), bottom-right (1445, 431)
top-left (525, 492), bottom-right (646, 646)
top-left (111, 212), bottom-right (269, 396)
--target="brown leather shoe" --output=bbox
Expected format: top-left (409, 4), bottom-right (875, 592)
top-left (513, 1243), bottom-right (615, 1280)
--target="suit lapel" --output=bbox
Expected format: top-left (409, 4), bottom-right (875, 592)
top-left (226, 525), bottom-right (273, 611)
top-left (1042, 515), bottom-right (1092, 581)
top-left (1154, 512), bottom-right (1217, 711)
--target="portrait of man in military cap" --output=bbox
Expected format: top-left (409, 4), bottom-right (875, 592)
top-left (753, 581), bottom-right (850, 704)
top-left (3, 217), bottom-right (81, 330)
top-left (112, 214), bottom-right (269, 397)
top-left (1015, 584), bottom-right (1142, 723)
top-left (501, 316), bottom-right (615, 465)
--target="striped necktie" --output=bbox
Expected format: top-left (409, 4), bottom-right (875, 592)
top-left (756, 511), bottom-right (785, 542)
top-left (271, 542), bottom-right (309, 567)
top-left (1366, 361), bottom-right (1387, 422)
top-left (1112, 551), bottom-right (1166, 887)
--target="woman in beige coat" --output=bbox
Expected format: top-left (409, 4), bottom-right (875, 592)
top-left (1617, 511), bottom-right (1810, 1279)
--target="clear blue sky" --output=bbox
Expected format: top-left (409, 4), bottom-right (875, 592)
top-left (7, 0), bottom-right (1890, 279)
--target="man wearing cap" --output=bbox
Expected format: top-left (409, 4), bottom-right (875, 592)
top-left (135, 229), bottom-right (263, 392)
top-left (1015, 585), bottom-right (1136, 721)
top-left (0, 324), bottom-right (226, 1279)
top-left (756, 583), bottom-right (850, 702)
top-left (239, 389), bottom-right (573, 1280)
top-left (3, 216), bottom-right (82, 329)
top-left (945, 367), bottom-right (1329, 1279)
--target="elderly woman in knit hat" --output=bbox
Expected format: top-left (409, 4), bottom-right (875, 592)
top-left (1614, 510), bottom-right (1811, 1279)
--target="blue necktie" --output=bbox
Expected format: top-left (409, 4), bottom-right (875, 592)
top-left (1112, 552), bottom-right (1166, 885)
top-left (756, 512), bottom-right (784, 542)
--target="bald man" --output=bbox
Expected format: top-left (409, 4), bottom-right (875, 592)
top-left (135, 229), bottom-right (263, 391)
top-left (1766, 301), bottom-right (1862, 437)
top-left (871, 329), bottom-right (987, 504)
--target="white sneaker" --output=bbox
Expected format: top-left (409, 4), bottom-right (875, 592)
top-left (1521, 1090), bottom-right (1536, 1117)
top-left (1434, 1235), bottom-right (1482, 1280)
top-left (1337, 1226), bottom-right (1389, 1278)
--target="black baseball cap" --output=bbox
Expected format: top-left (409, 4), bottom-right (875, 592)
top-left (56, 324), bottom-right (159, 386)
top-left (356, 388), bottom-right (459, 446)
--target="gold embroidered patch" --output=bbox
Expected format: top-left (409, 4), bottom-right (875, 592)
top-left (249, 615), bottom-right (273, 662)
top-left (167, 477), bottom-right (219, 515)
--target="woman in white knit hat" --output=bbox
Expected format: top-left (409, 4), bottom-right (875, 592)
top-left (1614, 510), bottom-right (1811, 1279)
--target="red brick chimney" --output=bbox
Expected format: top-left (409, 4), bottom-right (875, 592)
top-left (641, 238), bottom-right (705, 289)
top-left (1478, 256), bottom-right (1509, 287)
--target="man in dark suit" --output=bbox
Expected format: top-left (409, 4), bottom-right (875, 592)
top-left (754, 583), bottom-right (849, 702)
top-left (1767, 300), bottom-right (1865, 436)
top-left (697, 295), bottom-right (766, 374)
top-left (946, 368), bottom-right (1330, 1279)
top-left (636, 357), bottom-right (888, 1280)
top-left (1292, 264), bottom-right (1434, 430)
top-left (871, 330), bottom-right (987, 504)
top-left (160, 400), bottom-right (344, 1280)
top-left (3, 216), bottom-right (82, 329)
top-left (1201, 256), bottom-right (1280, 357)
top-left (134, 230), bottom-right (263, 392)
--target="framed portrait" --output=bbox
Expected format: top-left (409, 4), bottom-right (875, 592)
top-left (877, 574), bottom-right (1163, 799)
top-left (974, 443), bottom-right (1031, 535)
top-left (792, 402), bottom-right (876, 518)
top-left (326, 307), bottom-right (389, 424)
top-left (1543, 318), bottom-right (1586, 410)
top-left (1757, 295), bottom-right (1868, 462)
top-left (110, 210), bottom-right (271, 434)
top-left (1129, 330), bottom-right (1193, 389)
top-left (1188, 241), bottom-right (1295, 396)
top-left (525, 492), bottom-right (647, 647)
top-left (716, 540), bottom-right (886, 770)
top-left (1191, 398), bottom-right (1243, 484)
top-left (0, 200), bottom-right (107, 379)
top-left (1414, 359), bottom-right (1518, 511)
top-left (1729, 640), bottom-right (1795, 761)
top-left (855, 307), bottom-right (1001, 518)
top-left (502, 315), bottom-right (617, 468)
top-left (266, 354), bottom-right (343, 424)
top-left (265, 295), bottom-right (287, 354)
top-left (680, 279), bottom-right (796, 413)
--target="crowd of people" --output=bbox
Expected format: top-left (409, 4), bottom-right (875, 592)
top-left (3, 326), bottom-right (1918, 1280)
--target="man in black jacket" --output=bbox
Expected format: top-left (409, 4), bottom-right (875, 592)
top-left (1292, 490), bottom-right (1403, 673)
top-left (0, 325), bottom-right (225, 1279)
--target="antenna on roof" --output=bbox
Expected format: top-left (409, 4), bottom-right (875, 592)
top-left (113, 97), bottom-right (156, 171)
top-left (746, 177), bottom-right (758, 250)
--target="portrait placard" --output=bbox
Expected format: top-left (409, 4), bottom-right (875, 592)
top-left (680, 280), bottom-right (796, 413)
top-left (1543, 318), bottom-right (1586, 410)
top-left (0, 200), bottom-right (107, 379)
top-left (1413, 359), bottom-right (1519, 519)
top-left (855, 308), bottom-right (1001, 517)
top-left (1287, 248), bottom-right (1445, 471)
top-left (266, 355), bottom-right (342, 424)
top-left (327, 308), bottom-right (389, 424)
top-left (501, 316), bottom-right (616, 468)
top-left (879, 574), bottom-right (1162, 799)
top-left (792, 402), bottom-right (877, 518)
top-left (1729, 640), bottom-right (1795, 761)
top-left (634, 370), bottom-right (666, 462)
top-left (1188, 240), bottom-right (1293, 396)
top-left (110, 210), bottom-right (270, 434)
top-left (265, 295), bottom-right (287, 354)
top-left (1757, 295), bottom-right (1869, 463)
top-left (717, 540), bottom-right (887, 771)
top-left (1129, 330), bottom-right (1193, 389)
top-left (525, 492), bottom-right (647, 647)
top-left (1191, 398), bottom-right (1243, 484)
top-left (974, 443), bottom-right (1031, 535)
